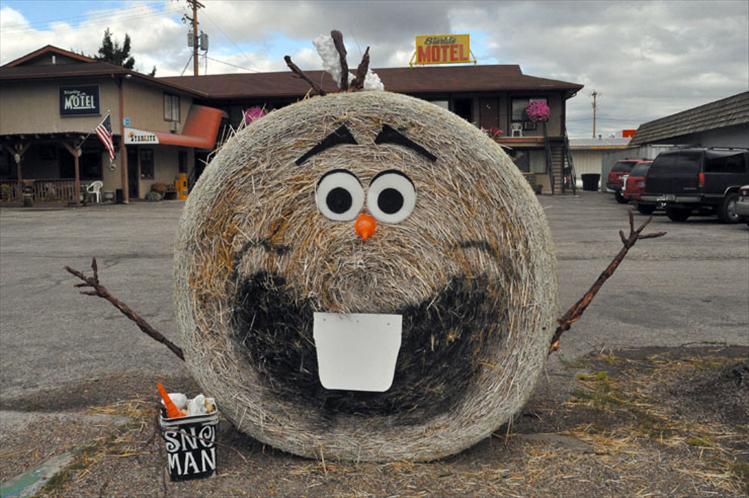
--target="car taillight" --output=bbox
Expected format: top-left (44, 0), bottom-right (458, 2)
top-left (698, 172), bottom-right (705, 188)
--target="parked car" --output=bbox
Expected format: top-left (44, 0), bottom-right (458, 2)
top-left (607, 159), bottom-right (643, 203)
top-left (621, 160), bottom-right (654, 213)
top-left (640, 148), bottom-right (749, 223)
top-left (736, 185), bottom-right (749, 226)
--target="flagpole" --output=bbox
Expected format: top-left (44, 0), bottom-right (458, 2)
top-left (77, 110), bottom-right (111, 150)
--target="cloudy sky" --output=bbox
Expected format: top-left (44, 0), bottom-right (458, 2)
top-left (1, 0), bottom-right (747, 137)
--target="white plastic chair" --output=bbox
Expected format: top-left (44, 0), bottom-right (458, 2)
top-left (86, 181), bottom-right (103, 203)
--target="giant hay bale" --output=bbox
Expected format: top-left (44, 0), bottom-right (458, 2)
top-left (174, 91), bottom-right (558, 462)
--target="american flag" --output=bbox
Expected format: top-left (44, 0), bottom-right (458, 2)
top-left (95, 114), bottom-right (116, 161)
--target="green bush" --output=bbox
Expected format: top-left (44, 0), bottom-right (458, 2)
top-left (0, 184), bottom-right (12, 201)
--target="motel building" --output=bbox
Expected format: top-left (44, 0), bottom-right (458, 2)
top-left (0, 44), bottom-right (583, 205)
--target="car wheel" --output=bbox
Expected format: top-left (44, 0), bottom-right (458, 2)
top-left (718, 193), bottom-right (740, 223)
top-left (666, 207), bottom-right (691, 222)
top-left (636, 203), bottom-right (656, 215)
top-left (615, 191), bottom-right (628, 204)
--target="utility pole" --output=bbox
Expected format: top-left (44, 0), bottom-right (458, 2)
top-left (591, 90), bottom-right (598, 138)
top-left (184, 0), bottom-right (204, 76)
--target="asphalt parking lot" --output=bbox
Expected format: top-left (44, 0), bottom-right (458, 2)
top-left (1, 192), bottom-right (747, 400)
top-left (1, 192), bottom-right (748, 496)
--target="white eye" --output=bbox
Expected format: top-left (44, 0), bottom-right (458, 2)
top-left (366, 170), bottom-right (416, 224)
top-left (315, 169), bottom-right (365, 221)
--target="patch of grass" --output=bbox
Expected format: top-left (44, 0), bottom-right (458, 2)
top-left (686, 436), bottom-right (713, 447)
top-left (36, 442), bottom-right (104, 496)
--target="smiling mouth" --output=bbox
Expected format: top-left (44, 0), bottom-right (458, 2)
top-left (231, 271), bottom-right (507, 425)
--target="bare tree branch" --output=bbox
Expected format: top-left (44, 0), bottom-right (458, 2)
top-left (330, 30), bottom-right (348, 91)
top-left (65, 258), bottom-right (185, 361)
top-left (350, 47), bottom-right (370, 90)
top-left (284, 55), bottom-right (327, 96)
top-left (549, 212), bottom-right (666, 354)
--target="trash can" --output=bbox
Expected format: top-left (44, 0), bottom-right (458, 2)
top-left (581, 174), bottom-right (600, 192)
top-left (160, 410), bottom-right (219, 481)
top-left (115, 188), bottom-right (124, 204)
top-left (21, 183), bottom-right (34, 207)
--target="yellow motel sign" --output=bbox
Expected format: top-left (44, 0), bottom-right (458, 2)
top-left (410, 34), bottom-right (476, 67)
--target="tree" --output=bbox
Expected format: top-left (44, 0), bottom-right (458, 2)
top-left (94, 28), bottom-right (135, 69)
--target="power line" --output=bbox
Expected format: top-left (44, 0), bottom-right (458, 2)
top-left (180, 54), bottom-right (193, 76)
top-left (2, 2), bottom-right (164, 30)
top-left (205, 56), bottom-right (260, 73)
top-left (1, 4), bottom-right (184, 34)
top-left (199, 9), bottom-right (255, 68)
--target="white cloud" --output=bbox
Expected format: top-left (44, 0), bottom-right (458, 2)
top-left (2, 0), bottom-right (747, 137)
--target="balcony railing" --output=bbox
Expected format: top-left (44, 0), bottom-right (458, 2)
top-left (0, 179), bottom-right (81, 204)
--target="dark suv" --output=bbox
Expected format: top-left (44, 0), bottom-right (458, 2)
top-left (640, 148), bottom-right (749, 222)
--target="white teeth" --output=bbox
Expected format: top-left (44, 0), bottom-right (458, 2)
top-left (313, 313), bottom-right (403, 392)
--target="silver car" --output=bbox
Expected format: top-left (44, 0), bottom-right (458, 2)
top-left (736, 185), bottom-right (749, 225)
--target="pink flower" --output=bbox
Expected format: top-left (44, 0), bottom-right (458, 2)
top-left (525, 101), bottom-right (550, 122)
top-left (243, 106), bottom-right (267, 125)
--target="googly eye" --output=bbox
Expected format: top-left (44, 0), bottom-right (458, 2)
top-left (315, 169), bottom-right (365, 221)
top-left (366, 170), bottom-right (416, 224)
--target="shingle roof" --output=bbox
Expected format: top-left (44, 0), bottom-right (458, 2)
top-left (630, 91), bottom-right (749, 146)
top-left (161, 65), bottom-right (583, 100)
top-left (0, 59), bottom-right (204, 97)
top-left (569, 137), bottom-right (631, 149)
top-left (1, 44), bottom-right (95, 67)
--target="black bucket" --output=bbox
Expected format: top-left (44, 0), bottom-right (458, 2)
top-left (160, 411), bottom-right (219, 481)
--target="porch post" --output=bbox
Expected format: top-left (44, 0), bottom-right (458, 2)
top-left (118, 76), bottom-right (129, 203)
top-left (11, 143), bottom-right (29, 184)
top-left (63, 142), bottom-right (82, 206)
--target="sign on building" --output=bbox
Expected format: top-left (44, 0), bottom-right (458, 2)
top-left (411, 34), bottom-right (475, 66)
top-left (124, 128), bottom-right (160, 145)
top-left (59, 86), bottom-right (100, 116)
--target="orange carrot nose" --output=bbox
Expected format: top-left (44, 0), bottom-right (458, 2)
top-left (354, 213), bottom-right (377, 241)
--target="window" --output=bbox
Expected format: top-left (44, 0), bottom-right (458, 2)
top-left (511, 97), bottom-right (548, 130)
top-left (140, 148), bottom-right (154, 179)
top-left (164, 93), bottom-right (180, 122)
top-left (508, 149), bottom-right (547, 174)
top-left (80, 149), bottom-right (102, 179)
top-left (452, 98), bottom-right (473, 122)
top-left (705, 153), bottom-right (746, 174)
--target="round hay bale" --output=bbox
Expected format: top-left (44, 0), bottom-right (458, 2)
top-left (174, 91), bottom-right (557, 462)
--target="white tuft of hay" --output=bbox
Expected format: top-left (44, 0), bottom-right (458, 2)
top-left (313, 34), bottom-right (344, 88)
top-left (174, 91), bottom-right (558, 462)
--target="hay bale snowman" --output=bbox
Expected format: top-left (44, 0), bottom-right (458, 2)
top-left (174, 33), bottom-right (558, 462)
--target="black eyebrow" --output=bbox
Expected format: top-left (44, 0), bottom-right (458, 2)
top-left (295, 125), bottom-right (358, 165)
top-left (374, 124), bottom-right (437, 162)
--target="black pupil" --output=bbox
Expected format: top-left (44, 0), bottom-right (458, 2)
top-left (378, 188), bottom-right (404, 214)
top-left (326, 187), bottom-right (352, 214)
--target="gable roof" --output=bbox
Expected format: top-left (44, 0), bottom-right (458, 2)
top-left (161, 65), bottom-right (583, 100)
top-left (630, 91), bottom-right (749, 146)
top-left (2, 45), bottom-right (95, 68)
top-left (0, 51), bottom-right (204, 98)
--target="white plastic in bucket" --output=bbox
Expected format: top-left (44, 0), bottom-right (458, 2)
top-left (313, 312), bottom-right (402, 392)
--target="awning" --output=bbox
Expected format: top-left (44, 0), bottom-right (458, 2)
top-left (157, 105), bottom-right (227, 149)
top-left (124, 105), bottom-right (227, 150)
